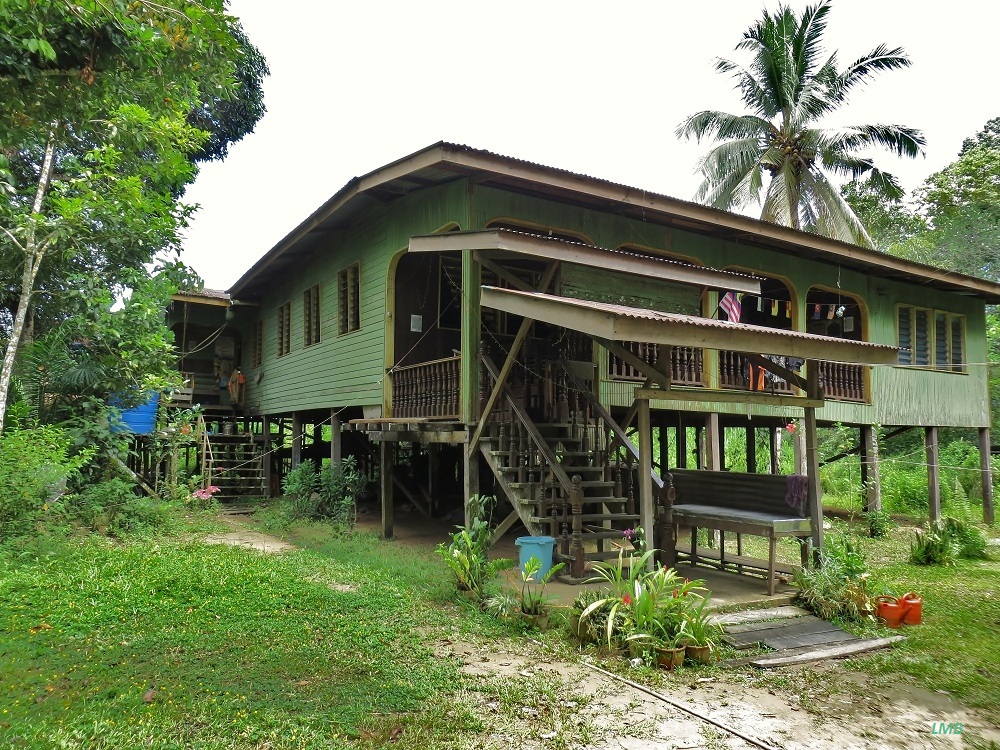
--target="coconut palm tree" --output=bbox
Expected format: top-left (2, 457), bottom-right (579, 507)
top-left (676, 1), bottom-right (925, 248)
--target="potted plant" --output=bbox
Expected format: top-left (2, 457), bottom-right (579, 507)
top-left (516, 555), bottom-right (565, 630)
top-left (435, 495), bottom-right (513, 601)
top-left (650, 616), bottom-right (689, 670)
top-left (681, 595), bottom-right (721, 664)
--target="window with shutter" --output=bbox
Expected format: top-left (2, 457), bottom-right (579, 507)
top-left (896, 305), bottom-right (965, 372)
top-left (304, 284), bottom-right (321, 346)
top-left (277, 301), bottom-right (291, 357)
top-left (338, 264), bottom-right (360, 334)
top-left (253, 319), bottom-right (263, 367)
top-left (897, 306), bottom-right (912, 365)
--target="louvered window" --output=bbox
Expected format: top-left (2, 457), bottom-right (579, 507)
top-left (277, 301), bottom-right (291, 357)
top-left (338, 264), bottom-right (360, 334)
top-left (897, 305), bottom-right (965, 372)
top-left (253, 319), bottom-right (263, 367)
top-left (304, 284), bottom-right (321, 346)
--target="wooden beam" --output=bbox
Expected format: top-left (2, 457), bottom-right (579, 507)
top-left (749, 636), bottom-right (906, 667)
top-left (926, 427), bottom-right (941, 521)
top-left (634, 387), bottom-right (823, 409)
top-left (291, 412), bottom-right (303, 468)
top-left (262, 415), bottom-right (272, 497)
top-left (637, 398), bottom-right (655, 570)
top-left (491, 508), bottom-right (521, 545)
top-left (746, 425), bottom-right (757, 474)
top-left (980, 427), bottom-right (995, 525)
top-left (330, 410), bottom-right (342, 465)
top-left (704, 413), bottom-right (721, 471)
top-left (410, 229), bottom-right (762, 293)
top-left (473, 252), bottom-right (535, 293)
top-left (805, 365), bottom-right (822, 561)
top-left (463, 441), bottom-right (479, 528)
top-left (467, 262), bottom-right (559, 451)
top-left (594, 337), bottom-right (672, 390)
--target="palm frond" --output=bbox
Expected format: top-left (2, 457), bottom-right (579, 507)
top-left (799, 167), bottom-right (875, 247)
top-left (836, 45), bottom-right (912, 97)
top-left (675, 111), bottom-right (772, 143)
top-left (760, 160), bottom-right (798, 228)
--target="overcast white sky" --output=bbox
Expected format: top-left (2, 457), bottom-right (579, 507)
top-left (179, 0), bottom-right (998, 290)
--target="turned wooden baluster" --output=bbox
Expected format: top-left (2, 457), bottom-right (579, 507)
top-left (570, 475), bottom-right (585, 578)
top-left (517, 421), bottom-right (527, 483)
top-left (625, 453), bottom-right (636, 516)
top-left (559, 489), bottom-right (570, 557)
top-left (549, 471), bottom-right (560, 540)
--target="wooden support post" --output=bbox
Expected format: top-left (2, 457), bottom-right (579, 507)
top-left (637, 398), bottom-right (655, 571)
top-left (793, 423), bottom-right (807, 476)
top-left (677, 417), bottom-right (687, 469)
top-left (805, 406), bottom-right (823, 562)
top-left (463, 443), bottom-right (480, 528)
top-left (428, 444), bottom-right (439, 517)
top-left (380, 440), bottom-right (393, 539)
top-left (703, 413), bottom-right (721, 471)
top-left (746, 425), bottom-right (756, 473)
top-left (718, 424), bottom-right (726, 471)
top-left (860, 425), bottom-right (881, 512)
top-left (570, 475), bottom-right (585, 578)
top-left (925, 426), bottom-right (941, 521)
top-left (330, 410), bottom-right (342, 466)
top-left (658, 412), bottom-right (669, 473)
top-left (694, 425), bottom-right (702, 470)
top-left (769, 426), bottom-right (779, 474)
top-left (262, 415), bottom-right (272, 497)
top-left (980, 427), bottom-right (995, 524)
top-left (291, 412), bottom-right (303, 468)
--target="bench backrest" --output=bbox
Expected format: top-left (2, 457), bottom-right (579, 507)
top-left (666, 468), bottom-right (807, 518)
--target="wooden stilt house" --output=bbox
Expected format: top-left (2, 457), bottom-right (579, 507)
top-left (170, 143), bottom-right (1000, 585)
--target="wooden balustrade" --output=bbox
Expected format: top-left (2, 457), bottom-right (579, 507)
top-left (607, 341), bottom-right (703, 385)
top-left (718, 351), bottom-right (794, 394)
top-left (391, 355), bottom-right (461, 418)
top-left (817, 360), bottom-right (866, 402)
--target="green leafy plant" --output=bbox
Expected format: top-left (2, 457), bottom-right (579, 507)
top-left (793, 534), bottom-right (874, 621)
top-left (910, 517), bottom-right (987, 564)
top-left (317, 456), bottom-right (366, 527)
top-left (435, 495), bottom-right (513, 599)
top-left (517, 555), bottom-right (565, 616)
top-left (864, 508), bottom-right (896, 538)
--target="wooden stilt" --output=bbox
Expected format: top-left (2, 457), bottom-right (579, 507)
top-left (769, 427), bottom-right (779, 474)
top-left (704, 414), bottom-right (721, 471)
top-left (463, 444), bottom-right (480, 528)
top-left (746, 425), bottom-right (756, 473)
top-left (291, 412), bottom-right (303, 468)
top-left (658, 412), bottom-right (669, 473)
top-left (330, 410), bottom-right (342, 465)
top-left (860, 425), bottom-right (881, 512)
top-left (677, 417), bottom-right (687, 469)
top-left (980, 427), bottom-right (995, 524)
top-left (805, 363), bottom-right (823, 563)
top-left (262, 415), bottom-right (272, 496)
top-left (718, 424), bottom-right (727, 471)
top-left (638, 398), bottom-right (654, 571)
top-left (380, 440), bottom-right (394, 538)
top-left (925, 426), bottom-right (941, 521)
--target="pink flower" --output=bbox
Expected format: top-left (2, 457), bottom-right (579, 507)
top-left (622, 594), bottom-right (632, 605)
top-left (623, 528), bottom-right (635, 540)
top-left (786, 422), bottom-right (796, 433)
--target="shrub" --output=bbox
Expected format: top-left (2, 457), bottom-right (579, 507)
top-left (864, 508), bottom-right (896, 538)
top-left (0, 424), bottom-right (92, 536)
top-left (281, 460), bottom-right (319, 519)
top-left (317, 456), bottom-right (366, 527)
top-left (793, 534), bottom-right (873, 622)
top-left (911, 517), bottom-right (988, 564)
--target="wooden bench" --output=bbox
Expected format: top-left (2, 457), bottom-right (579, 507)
top-left (664, 469), bottom-right (812, 595)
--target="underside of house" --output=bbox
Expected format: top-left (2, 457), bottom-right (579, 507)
top-left (163, 143), bottom-right (999, 588)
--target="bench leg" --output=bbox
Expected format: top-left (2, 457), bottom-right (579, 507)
top-left (767, 536), bottom-right (777, 596)
top-left (736, 533), bottom-right (744, 575)
top-left (719, 530), bottom-right (726, 569)
top-left (799, 537), bottom-right (810, 569)
top-left (690, 525), bottom-right (698, 569)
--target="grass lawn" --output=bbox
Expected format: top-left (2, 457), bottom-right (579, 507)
top-left (1, 515), bottom-right (997, 748)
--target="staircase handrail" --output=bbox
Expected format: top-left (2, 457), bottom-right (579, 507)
top-left (197, 414), bottom-right (215, 487)
top-left (557, 359), bottom-right (664, 490)
top-left (480, 353), bottom-right (574, 497)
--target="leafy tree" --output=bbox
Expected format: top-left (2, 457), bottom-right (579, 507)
top-left (676, 0), bottom-right (924, 247)
top-left (841, 179), bottom-right (926, 252)
top-left (960, 117), bottom-right (1000, 157)
top-left (0, 1), bottom-right (263, 431)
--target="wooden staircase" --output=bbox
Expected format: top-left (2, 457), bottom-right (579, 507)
top-left (200, 423), bottom-right (267, 501)
top-left (479, 354), bottom-right (660, 578)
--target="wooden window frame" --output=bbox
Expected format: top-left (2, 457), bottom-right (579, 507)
top-left (303, 284), bottom-right (321, 347)
top-left (277, 301), bottom-right (291, 357)
top-left (252, 319), bottom-right (263, 367)
top-left (896, 304), bottom-right (965, 373)
top-left (338, 263), bottom-right (360, 335)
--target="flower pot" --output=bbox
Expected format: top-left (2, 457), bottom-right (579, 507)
top-left (655, 645), bottom-right (685, 670)
top-left (520, 611), bottom-right (550, 631)
top-left (685, 644), bottom-right (715, 665)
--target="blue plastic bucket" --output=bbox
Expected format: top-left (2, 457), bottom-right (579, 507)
top-left (515, 536), bottom-right (556, 580)
top-left (111, 392), bottom-right (160, 435)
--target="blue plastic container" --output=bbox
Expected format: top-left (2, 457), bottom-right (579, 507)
top-left (111, 392), bottom-right (160, 435)
top-left (515, 536), bottom-right (557, 580)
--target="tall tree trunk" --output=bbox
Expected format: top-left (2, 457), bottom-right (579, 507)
top-left (0, 132), bottom-right (57, 432)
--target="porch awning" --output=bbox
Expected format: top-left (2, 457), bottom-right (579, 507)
top-left (408, 229), bottom-right (762, 294)
top-left (480, 286), bottom-right (898, 365)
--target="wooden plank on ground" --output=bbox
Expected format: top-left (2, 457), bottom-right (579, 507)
top-left (726, 614), bottom-right (831, 636)
top-left (763, 629), bottom-right (858, 651)
top-left (750, 636), bottom-right (906, 668)
top-left (724, 616), bottom-right (847, 649)
top-left (709, 605), bottom-right (810, 627)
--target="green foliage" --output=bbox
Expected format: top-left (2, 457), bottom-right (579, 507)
top-left (280, 459), bottom-right (319, 519)
top-left (516, 555), bottom-right (565, 616)
top-left (793, 534), bottom-right (874, 622)
top-left (910, 517), bottom-right (988, 565)
top-left (676, 0), bottom-right (923, 247)
top-left (0, 423), bottom-right (92, 535)
top-left (864, 508), bottom-right (896, 538)
top-left (57, 478), bottom-right (174, 538)
top-left (435, 495), bottom-right (513, 599)
top-left (316, 456), bottom-right (366, 527)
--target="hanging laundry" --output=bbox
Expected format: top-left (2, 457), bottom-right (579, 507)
top-left (771, 299), bottom-right (779, 316)
top-left (720, 291), bottom-right (742, 322)
top-left (756, 296), bottom-right (763, 312)
top-left (827, 304), bottom-right (836, 320)
top-left (813, 303), bottom-right (821, 319)
top-left (785, 301), bottom-right (792, 318)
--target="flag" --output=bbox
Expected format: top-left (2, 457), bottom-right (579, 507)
top-left (827, 305), bottom-right (836, 320)
top-left (720, 291), bottom-right (742, 323)
top-left (813, 303), bottom-right (821, 320)
top-left (771, 299), bottom-right (779, 316)
top-left (785, 301), bottom-right (792, 318)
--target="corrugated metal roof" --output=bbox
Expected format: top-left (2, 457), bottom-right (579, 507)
top-left (483, 286), bottom-right (897, 352)
top-left (173, 288), bottom-right (230, 301)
